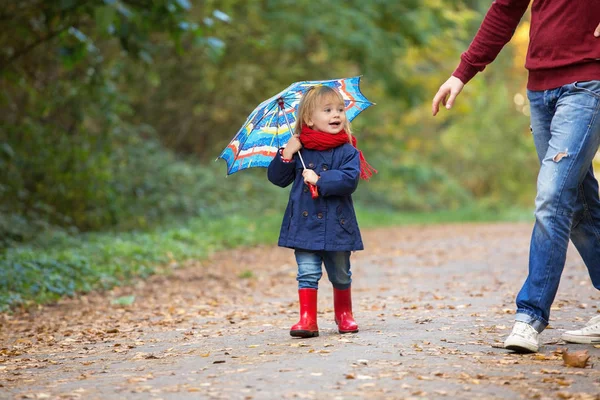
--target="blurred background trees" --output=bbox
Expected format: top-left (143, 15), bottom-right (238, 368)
top-left (1, 0), bottom-right (541, 248)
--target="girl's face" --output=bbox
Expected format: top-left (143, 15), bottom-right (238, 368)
top-left (307, 97), bottom-right (347, 134)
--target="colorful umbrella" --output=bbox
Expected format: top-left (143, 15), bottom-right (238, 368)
top-left (218, 76), bottom-right (374, 176)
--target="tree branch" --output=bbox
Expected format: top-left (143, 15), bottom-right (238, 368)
top-left (0, 26), bottom-right (71, 72)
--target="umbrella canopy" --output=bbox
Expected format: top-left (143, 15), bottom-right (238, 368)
top-left (218, 76), bottom-right (374, 175)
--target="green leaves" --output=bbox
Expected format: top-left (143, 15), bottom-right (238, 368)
top-left (1, 0), bottom-right (201, 74)
top-left (175, 0), bottom-right (192, 11)
top-left (59, 0), bottom-right (78, 10)
top-left (111, 295), bottom-right (136, 306)
top-left (94, 5), bottom-right (117, 36)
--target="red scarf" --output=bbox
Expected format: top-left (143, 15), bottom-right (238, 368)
top-left (300, 126), bottom-right (377, 180)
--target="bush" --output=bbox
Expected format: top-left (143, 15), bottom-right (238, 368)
top-left (0, 121), bottom-right (287, 249)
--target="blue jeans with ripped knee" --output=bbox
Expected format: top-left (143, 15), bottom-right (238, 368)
top-left (516, 80), bottom-right (600, 332)
top-left (294, 249), bottom-right (352, 290)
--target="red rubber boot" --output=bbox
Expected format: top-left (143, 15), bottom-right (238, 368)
top-left (290, 288), bottom-right (319, 338)
top-left (334, 287), bottom-right (359, 334)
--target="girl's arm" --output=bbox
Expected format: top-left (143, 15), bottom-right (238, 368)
top-left (316, 147), bottom-right (360, 197)
top-left (267, 149), bottom-right (296, 188)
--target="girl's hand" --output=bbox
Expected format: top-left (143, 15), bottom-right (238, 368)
top-left (302, 169), bottom-right (319, 185)
top-left (283, 134), bottom-right (302, 159)
top-left (595, 22), bottom-right (600, 37)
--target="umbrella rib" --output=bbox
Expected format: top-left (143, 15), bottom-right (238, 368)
top-left (278, 100), bottom-right (298, 147)
top-left (278, 99), bottom-right (304, 153)
top-left (250, 104), bottom-right (281, 168)
top-left (284, 94), bottom-right (373, 105)
top-left (282, 99), bottom-right (298, 135)
top-left (220, 105), bottom-right (267, 169)
top-left (274, 115), bottom-right (281, 150)
top-left (230, 101), bottom-right (279, 168)
top-left (265, 108), bottom-right (281, 151)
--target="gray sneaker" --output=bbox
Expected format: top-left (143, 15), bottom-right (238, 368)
top-left (504, 321), bottom-right (539, 353)
top-left (561, 315), bottom-right (600, 344)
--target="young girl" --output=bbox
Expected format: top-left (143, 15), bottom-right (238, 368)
top-left (267, 85), bottom-right (375, 338)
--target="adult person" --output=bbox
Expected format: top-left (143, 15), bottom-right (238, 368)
top-left (432, 0), bottom-right (600, 353)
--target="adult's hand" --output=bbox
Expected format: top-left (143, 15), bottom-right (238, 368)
top-left (595, 22), bottom-right (600, 37)
top-left (432, 76), bottom-right (465, 116)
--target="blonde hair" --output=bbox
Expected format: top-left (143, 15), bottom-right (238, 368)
top-left (295, 86), bottom-right (353, 141)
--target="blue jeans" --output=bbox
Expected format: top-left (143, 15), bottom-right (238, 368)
top-left (294, 249), bottom-right (352, 290)
top-left (516, 80), bottom-right (600, 332)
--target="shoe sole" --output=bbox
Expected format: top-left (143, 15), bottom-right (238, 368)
top-left (290, 330), bottom-right (319, 338)
top-left (504, 338), bottom-right (538, 353)
top-left (561, 333), bottom-right (600, 344)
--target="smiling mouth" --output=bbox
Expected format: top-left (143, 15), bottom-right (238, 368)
top-left (330, 122), bottom-right (341, 127)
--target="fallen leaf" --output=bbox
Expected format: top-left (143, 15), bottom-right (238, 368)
top-left (562, 350), bottom-right (590, 368)
top-left (127, 377), bottom-right (148, 384)
top-left (540, 369), bottom-right (561, 374)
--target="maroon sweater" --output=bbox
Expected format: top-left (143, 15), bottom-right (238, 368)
top-left (453, 0), bottom-right (600, 90)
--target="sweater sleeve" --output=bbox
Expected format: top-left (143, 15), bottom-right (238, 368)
top-left (453, 0), bottom-right (531, 84)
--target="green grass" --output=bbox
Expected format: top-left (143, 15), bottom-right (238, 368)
top-left (0, 205), bottom-right (533, 312)
top-left (0, 215), bottom-right (281, 311)
top-left (356, 205), bottom-right (533, 228)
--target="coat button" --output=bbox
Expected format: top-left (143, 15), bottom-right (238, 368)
top-left (302, 211), bottom-right (309, 217)
top-left (340, 219), bottom-right (345, 225)
top-left (317, 213), bottom-right (323, 219)
top-left (303, 186), bottom-right (308, 192)
top-left (308, 162), bottom-right (315, 168)
top-left (322, 165), bottom-right (328, 171)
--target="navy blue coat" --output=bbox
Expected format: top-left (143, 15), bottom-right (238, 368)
top-left (267, 143), bottom-right (364, 252)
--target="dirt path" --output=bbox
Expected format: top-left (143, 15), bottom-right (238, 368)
top-left (1, 223), bottom-right (599, 400)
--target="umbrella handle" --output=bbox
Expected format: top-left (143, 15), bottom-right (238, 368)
top-left (308, 183), bottom-right (319, 199)
top-left (296, 151), bottom-right (319, 199)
